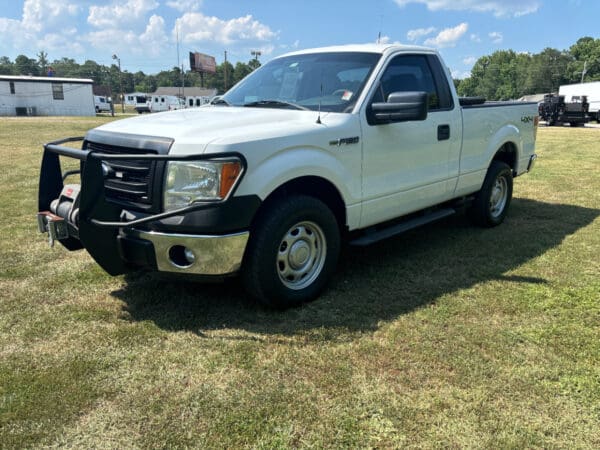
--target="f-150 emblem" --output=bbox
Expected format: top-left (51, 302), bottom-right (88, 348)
top-left (329, 136), bottom-right (360, 147)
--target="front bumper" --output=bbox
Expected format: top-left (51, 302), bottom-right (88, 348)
top-left (37, 136), bottom-right (252, 277)
top-left (121, 229), bottom-right (249, 275)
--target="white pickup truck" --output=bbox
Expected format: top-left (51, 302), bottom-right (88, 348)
top-left (38, 44), bottom-right (538, 308)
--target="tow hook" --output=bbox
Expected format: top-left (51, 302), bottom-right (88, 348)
top-left (37, 211), bottom-right (69, 247)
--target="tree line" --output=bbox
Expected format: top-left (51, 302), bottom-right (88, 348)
top-left (456, 37), bottom-right (600, 100)
top-left (0, 51), bottom-right (261, 96)
top-left (1, 37), bottom-right (598, 100)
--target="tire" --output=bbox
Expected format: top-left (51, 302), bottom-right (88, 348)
top-left (468, 161), bottom-right (513, 227)
top-left (242, 195), bottom-right (340, 308)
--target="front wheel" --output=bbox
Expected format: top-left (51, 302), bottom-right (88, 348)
top-left (242, 195), bottom-right (340, 308)
top-left (468, 161), bottom-right (513, 227)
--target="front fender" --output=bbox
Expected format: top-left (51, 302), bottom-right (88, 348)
top-left (235, 146), bottom-right (361, 226)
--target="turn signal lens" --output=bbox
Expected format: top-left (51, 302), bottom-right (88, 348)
top-left (220, 162), bottom-right (242, 199)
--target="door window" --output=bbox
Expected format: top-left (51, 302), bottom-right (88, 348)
top-left (373, 55), bottom-right (446, 110)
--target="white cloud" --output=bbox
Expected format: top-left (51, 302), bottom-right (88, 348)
top-left (85, 14), bottom-right (169, 57)
top-left (463, 56), bottom-right (477, 65)
top-left (88, 0), bottom-right (158, 28)
top-left (36, 31), bottom-right (85, 55)
top-left (166, 0), bottom-right (203, 12)
top-left (424, 23), bottom-right (468, 48)
top-left (0, 0), bottom-right (83, 55)
top-left (0, 17), bottom-right (36, 50)
top-left (22, 0), bottom-right (80, 32)
top-left (393, 0), bottom-right (540, 18)
top-left (451, 69), bottom-right (471, 79)
top-left (406, 27), bottom-right (436, 42)
top-left (139, 15), bottom-right (169, 56)
top-left (176, 13), bottom-right (276, 46)
top-left (489, 31), bottom-right (503, 44)
top-left (470, 33), bottom-right (481, 43)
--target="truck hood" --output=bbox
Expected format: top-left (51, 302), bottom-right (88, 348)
top-left (92, 106), bottom-right (343, 154)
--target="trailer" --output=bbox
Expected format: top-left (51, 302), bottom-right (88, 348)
top-left (559, 81), bottom-right (600, 122)
top-left (538, 94), bottom-right (589, 127)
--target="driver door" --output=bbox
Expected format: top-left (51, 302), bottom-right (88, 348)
top-left (359, 54), bottom-right (461, 228)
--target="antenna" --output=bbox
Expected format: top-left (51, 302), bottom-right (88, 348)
top-left (176, 25), bottom-right (181, 98)
top-left (316, 79), bottom-right (323, 124)
top-left (377, 14), bottom-right (383, 43)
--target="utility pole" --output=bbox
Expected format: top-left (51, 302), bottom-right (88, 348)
top-left (581, 61), bottom-right (587, 83)
top-left (181, 63), bottom-right (185, 102)
top-left (224, 50), bottom-right (228, 91)
top-left (112, 54), bottom-right (124, 113)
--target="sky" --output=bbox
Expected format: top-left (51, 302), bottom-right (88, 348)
top-left (0, 0), bottom-right (598, 79)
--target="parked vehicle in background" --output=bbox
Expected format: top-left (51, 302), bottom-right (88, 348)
top-left (134, 95), bottom-right (151, 114)
top-left (93, 95), bottom-right (111, 113)
top-left (150, 95), bottom-right (185, 112)
top-left (125, 92), bottom-right (148, 106)
top-left (538, 93), bottom-right (589, 126)
top-left (559, 81), bottom-right (600, 122)
top-left (185, 96), bottom-right (213, 108)
top-left (37, 44), bottom-right (539, 308)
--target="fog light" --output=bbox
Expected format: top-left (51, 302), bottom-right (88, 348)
top-left (168, 245), bottom-right (196, 268)
top-left (184, 248), bottom-right (196, 264)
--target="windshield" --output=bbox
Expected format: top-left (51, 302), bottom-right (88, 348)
top-left (222, 52), bottom-right (381, 113)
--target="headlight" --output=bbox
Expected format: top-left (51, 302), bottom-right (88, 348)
top-left (163, 159), bottom-right (242, 211)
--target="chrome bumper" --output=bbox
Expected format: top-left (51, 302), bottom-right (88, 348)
top-left (124, 229), bottom-right (249, 275)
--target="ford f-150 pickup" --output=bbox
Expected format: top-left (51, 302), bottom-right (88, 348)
top-left (37, 44), bottom-right (538, 308)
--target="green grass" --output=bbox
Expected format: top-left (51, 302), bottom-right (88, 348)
top-left (1, 117), bottom-right (599, 448)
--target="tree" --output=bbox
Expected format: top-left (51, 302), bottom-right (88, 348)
top-left (14, 54), bottom-right (39, 76)
top-left (233, 62), bottom-right (252, 85)
top-left (37, 51), bottom-right (49, 75)
top-left (0, 56), bottom-right (14, 75)
top-left (568, 37), bottom-right (600, 82)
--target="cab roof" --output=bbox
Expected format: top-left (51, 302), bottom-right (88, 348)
top-left (279, 43), bottom-right (435, 59)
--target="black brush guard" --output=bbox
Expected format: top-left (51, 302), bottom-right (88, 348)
top-left (38, 137), bottom-right (246, 275)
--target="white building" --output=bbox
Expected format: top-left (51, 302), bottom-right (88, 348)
top-left (0, 75), bottom-right (95, 116)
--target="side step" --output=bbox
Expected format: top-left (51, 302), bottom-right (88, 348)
top-left (350, 208), bottom-right (456, 247)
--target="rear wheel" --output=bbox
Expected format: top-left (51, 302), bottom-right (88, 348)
top-left (242, 195), bottom-right (340, 308)
top-left (468, 161), bottom-right (513, 227)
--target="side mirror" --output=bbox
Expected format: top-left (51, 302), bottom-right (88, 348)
top-left (370, 91), bottom-right (428, 124)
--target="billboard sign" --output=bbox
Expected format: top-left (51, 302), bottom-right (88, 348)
top-left (189, 52), bottom-right (217, 74)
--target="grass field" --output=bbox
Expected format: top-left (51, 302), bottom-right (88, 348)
top-left (1, 117), bottom-right (599, 448)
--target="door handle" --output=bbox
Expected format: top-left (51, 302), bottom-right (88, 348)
top-left (438, 124), bottom-right (450, 141)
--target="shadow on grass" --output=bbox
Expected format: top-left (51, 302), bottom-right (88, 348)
top-left (112, 199), bottom-right (599, 338)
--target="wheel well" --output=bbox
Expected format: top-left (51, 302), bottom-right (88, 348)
top-left (492, 143), bottom-right (517, 174)
top-left (254, 177), bottom-right (347, 231)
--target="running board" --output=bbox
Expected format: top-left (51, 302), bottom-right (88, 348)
top-left (350, 208), bottom-right (456, 246)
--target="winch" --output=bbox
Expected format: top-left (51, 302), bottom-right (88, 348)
top-left (37, 184), bottom-right (80, 247)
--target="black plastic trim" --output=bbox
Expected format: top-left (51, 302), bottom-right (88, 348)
top-left (134, 194), bottom-right (262, 235)
top-left (84, 130), bottom-right (174, 154)
top-left (462, 101), bottom-right (537, 109)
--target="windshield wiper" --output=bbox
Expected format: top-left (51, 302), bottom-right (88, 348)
top-left (243, 100), bottom-right (309, 111)
top-left (211, 98), bottom-right (230, 106)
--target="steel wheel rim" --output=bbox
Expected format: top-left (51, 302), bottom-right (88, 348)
top-left (489, 175), bottom-right (508, 219)
top-left (276, 221), bottom-right (327, 290)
